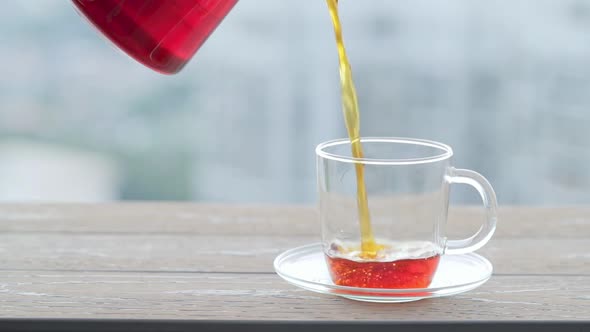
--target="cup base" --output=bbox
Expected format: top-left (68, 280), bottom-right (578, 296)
top-left (274, 243), bottom-right (492, 303)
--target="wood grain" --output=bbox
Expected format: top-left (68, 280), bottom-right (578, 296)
top-left (0, 234), bottom-right (587, 275)
top-left (0, 204), bottom-right (588, 238)
top-left (0, 271), bottom-right (587, 321)
top-left (0, 204), bottom-right (587, 323)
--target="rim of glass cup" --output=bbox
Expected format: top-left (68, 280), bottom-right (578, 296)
top-left (316, 137), bottom-right (454, 165)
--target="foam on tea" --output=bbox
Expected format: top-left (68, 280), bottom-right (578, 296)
top-left (326, 240), bottom-right (441, 288)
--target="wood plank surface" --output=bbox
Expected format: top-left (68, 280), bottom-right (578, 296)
top-left (0, 234), bottom-right (587, 275)
top-left (0, 204), bottom-right (587, 324)
top-left (0, 204), bottom-right (587, 238)
top-left (0, 271), bottom-right (587, 321)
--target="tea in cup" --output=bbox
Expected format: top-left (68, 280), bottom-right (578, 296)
top-left (316, 137), bottom-right (497, 288)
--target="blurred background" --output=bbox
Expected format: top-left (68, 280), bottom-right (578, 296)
top-left (2, 0), bottom-right (590, 204)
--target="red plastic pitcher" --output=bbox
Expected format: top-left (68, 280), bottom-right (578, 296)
top-left (72, 0), bottom-right (238, 74)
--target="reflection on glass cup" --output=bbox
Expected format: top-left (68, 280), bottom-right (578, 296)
top-left (316, 137), bottom-right (498, 289)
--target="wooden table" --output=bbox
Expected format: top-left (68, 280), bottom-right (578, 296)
top-left (0, 204), bottom-right (588, 331)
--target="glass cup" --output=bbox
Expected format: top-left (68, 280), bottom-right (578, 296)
top-left (316, 137), bottom-right (497, 289)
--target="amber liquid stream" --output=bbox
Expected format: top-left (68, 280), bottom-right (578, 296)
top-left (325, 1), bottom-right (441, 288)
top-left (326, 0), bottom-right (378, 257)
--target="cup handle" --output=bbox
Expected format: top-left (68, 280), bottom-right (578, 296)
top-left (445, 167), bottom-right (498, 255)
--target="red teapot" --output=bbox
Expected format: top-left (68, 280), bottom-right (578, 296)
top-left (73, 0), bottom-right (238, 74)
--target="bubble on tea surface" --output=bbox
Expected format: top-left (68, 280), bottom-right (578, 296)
top-left (327, 239), bottom-right (438, 262)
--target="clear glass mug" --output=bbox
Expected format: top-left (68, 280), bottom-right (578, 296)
top-left (316, 137), bottom-right (497, 289)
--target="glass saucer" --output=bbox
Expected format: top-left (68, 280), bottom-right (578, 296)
top-left (274, 243), bottom-right (492, 303)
